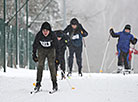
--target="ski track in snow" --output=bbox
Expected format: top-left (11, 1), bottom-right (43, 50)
top-left (0, 68), bottom-right (138, 102)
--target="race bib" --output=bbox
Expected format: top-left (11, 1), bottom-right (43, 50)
top-left (40, 41), bottom-right (51, 47)
top-left (72, 34), bottom-right (79, 40)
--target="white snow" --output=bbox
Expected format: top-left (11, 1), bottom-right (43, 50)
top-left (0, 68), bottom-right (138, 102)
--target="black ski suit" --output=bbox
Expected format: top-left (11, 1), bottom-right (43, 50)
top-left (64, 23), bottom-right (88, 73)
top-left (32, 22), bottom-right (59, 88)
top-left (54, 31), bottom-right (68, 74)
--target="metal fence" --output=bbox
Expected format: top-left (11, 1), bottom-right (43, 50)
top-left (0, 0), bottom-right (64, 72)
top-left (0, 18), bottom-right (36, 70)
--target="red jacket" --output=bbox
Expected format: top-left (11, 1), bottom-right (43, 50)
top-left (129, 48), bottom-right (138, 61)
top-left (116, 48), bottom-right (138, 61)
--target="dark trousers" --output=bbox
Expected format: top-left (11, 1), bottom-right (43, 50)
top-left (36, 48), bottom-right (57, 83)
top-left (55, 49), bottom-right (66, 73)
top-left (118, 49), bottom-right (130, 69)
top-left (68, 45), bottom-right (82, 72)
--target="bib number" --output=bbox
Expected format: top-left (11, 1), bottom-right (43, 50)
top-left (72, 34), bottom-right (79, 40)
top-left (40, 41), bottom-right (51, 47)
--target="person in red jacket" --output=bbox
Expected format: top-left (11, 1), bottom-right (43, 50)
top-left (116, 47), bottom-right (138, 73)
top-left (128, 48), bottom-right (138, 69)
top-left (129, 48), bottom-right (138, 61)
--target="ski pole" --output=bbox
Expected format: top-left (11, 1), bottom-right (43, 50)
top-left (83, 39), bottom-right (91, 74)
top-left (60, 70), bottom-right (75, 90)
top-left (131, 45), bottom-right (135, 70)
top-left (100, 34), bottom-right (111, 73)
top-left (65, 47), bottom-right (70, 73)
top-left (107, 57), bottom-right (116, 70)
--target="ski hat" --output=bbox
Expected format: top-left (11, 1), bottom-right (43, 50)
top-left (124, 24), bottom-right (131, 30)
top-left (41, 22), bottom-right (51, 31)
top-left (70, 18), bottom-right (79, 25)
top-left (55, 30), bottom-right (64, 37)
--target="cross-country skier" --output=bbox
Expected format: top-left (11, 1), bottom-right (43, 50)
top-left (32, 22), bottom-right (59, 91)
top-left (54, 30), bottom-right (68, 80)
top-left (63, 18), bottom-right (88, 76)
top-left (109, 24), bottom-right (137, 73)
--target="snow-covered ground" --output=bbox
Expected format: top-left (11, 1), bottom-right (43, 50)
top-left (0, 68), bottom-right (138, 102)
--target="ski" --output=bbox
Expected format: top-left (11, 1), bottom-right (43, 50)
top-left (49, 89), bottom-right (58, 94)
top-left (30, 88), bottom-right (58, 94)
top-left (123, 69), bottom-right (134, 75)
top-left (30, 89), bottom-right (42, 94)
top-left (123, 71), bottom-right (131, 75)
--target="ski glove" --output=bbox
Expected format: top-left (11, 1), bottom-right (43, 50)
top-left (55, 59), bottom-right (59, 64)
top-left (109, 28), bottom-right (119, 38)
top-left (131, 38), bottom-right (137, 45)
top-left (32, 53), bottom-right (38, 62)
top-left (109, 28), bottom-right (114, 34)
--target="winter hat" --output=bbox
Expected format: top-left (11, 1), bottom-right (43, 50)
top-left (55, 30), bottom-right (64, 37)
top-left (70, 18), bottom-right (79, 25)
top-left (41, 22), bottom-right (51, 31)
top-left (124, 24), bottom-right (131, 30)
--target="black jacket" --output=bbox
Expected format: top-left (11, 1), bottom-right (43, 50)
top-left (54, 30), bottom-right (69, 56)
top-left (32, 31), bottom-right (59, 54)
top-left (63, 24), bottom-right (88, 47)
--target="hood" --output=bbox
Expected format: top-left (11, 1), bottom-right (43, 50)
top-left (70, 18), bottom-right (79, 25)
top-left (40, 22), bottom-right (51, 31)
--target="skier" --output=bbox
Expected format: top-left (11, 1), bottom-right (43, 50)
top-left (32, 22), bottom-right (59, 92)
top-left (64, 18), bottom-right (88, 76)
top-left (54, 30), bottom-right (68, 80)
top-left (109, 24), bottom-right (137, 73)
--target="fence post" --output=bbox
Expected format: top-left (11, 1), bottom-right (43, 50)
top-left (26, 0), bottom-right (29, 69)
top-left (3, 0), bottom-right (6, 72)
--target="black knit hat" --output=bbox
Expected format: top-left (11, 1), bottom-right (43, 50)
top-left (70, 18), bottom-right (79, 25)
top-left (124, 24), bottom-right (131, 30)
top-left (55, 30), bottom-right (64, 37)
top-left (41, 22), bottom-right (51, 31)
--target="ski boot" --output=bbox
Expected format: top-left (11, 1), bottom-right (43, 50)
top-left (34, 82), bottom-right (41, 91)
top-left (116, 69), bottom-right (122, 73)
top-left (78, 68), bottom-right (83, 77)
top-left (116, 66), bottom-right (123, 73)
top-left (78, 72), bottom-right (83, 77)
top-left (52, 81), bottom-right (58, 91)
top-left (49, 82), bottom-right (58, 94)
top-left (78, 70), bottom-right (83, 77)
top-left (67, 71), bottom-right (72, 77)
top-left (123, 68), bottom-right (131, 75)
